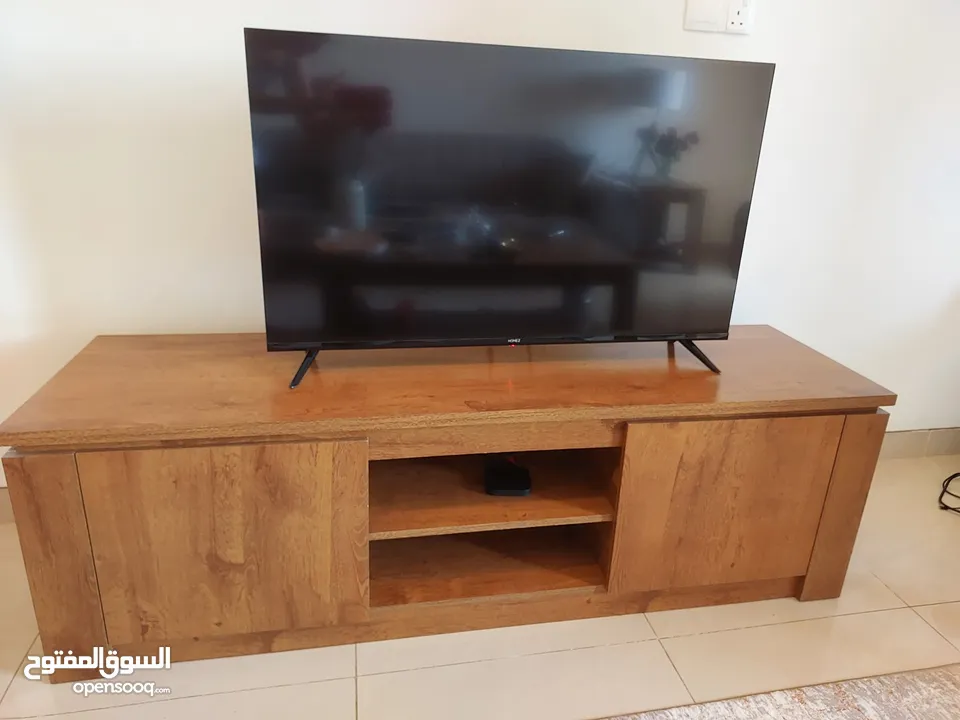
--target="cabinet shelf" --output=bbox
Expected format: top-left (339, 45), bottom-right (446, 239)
top-left (368, 450), bottom-right (617, 540)
top-left (370, 526), bottom-right (605, 607)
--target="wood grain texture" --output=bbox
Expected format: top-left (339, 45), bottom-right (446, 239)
top-left (800, 411), bottom-right (889, 601)
top-left (370, 527), bottom-right (605, 606)
top-left (608, 416), bottom-right (844, 594)
top-left (2, 451), bottom-right (107, 684)
top-left (6, 420), bottom-right (622, 458)
top-left (0, 326), bottom-right (895, 450)
top-left (113, 576), bottom-right (800, 664)
top-left (366, 420), bottom-right (623, 459)
top-left (77, 440), bottom-right (368, 645)
top-left (607, 423), bottom-right (686, 595)
top-left (369, 451), bottom-right (616, 539)
top-left (644, 576), bottom-right (803, 612)
top-left (597, 445), bottom-right (626, 585)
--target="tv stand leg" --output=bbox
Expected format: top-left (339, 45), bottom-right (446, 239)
top-left (290, 348), bottom-right (320, 389)
top-left (669, 339), bottom-right (721, 374)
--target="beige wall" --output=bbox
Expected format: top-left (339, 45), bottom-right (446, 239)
top-left (0, 0), bottom-right (958, 481)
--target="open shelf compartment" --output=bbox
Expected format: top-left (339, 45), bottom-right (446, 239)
top-left (369, 448), bottom-right (620, 540)
top-left (370, 525), bottom-right (608, 607)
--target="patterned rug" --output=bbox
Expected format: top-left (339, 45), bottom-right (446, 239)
top-left (611, 664), bottom-right (960, 719)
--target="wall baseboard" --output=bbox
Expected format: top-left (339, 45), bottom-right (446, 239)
top-left (880, 428), bottom-right (960, 459)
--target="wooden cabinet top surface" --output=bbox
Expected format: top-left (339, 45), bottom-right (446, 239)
top-left (0, 326), bottom-right (895, 450)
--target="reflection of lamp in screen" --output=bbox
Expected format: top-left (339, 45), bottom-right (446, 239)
top-left (661, 70), bottom-right (687, 112)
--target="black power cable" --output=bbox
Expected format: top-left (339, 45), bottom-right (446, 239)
top-left (939, 473), bottom-right (960, 515)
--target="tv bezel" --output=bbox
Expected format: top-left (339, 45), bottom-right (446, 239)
top-left (266, 331), bottom-right (730, 353)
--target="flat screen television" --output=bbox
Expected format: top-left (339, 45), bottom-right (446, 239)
top-left (243, 29), bottom-right (775, 358)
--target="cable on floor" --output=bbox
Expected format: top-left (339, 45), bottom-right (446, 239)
top-left (939, 473), bottom-right (960, 515)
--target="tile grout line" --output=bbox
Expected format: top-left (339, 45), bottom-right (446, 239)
top-left (659, 607), bottom-right (960, 709)
top-left (355, 638), bottom-right (660, 678)
top-left (909, 606), bottom-right (960, 654)
top-left (649, 603), bottom-right (909, 642)
top-left (906, 599), bottom-right (960, 610)
top-left (656, 639), bottom-right (695, 706)
top-left (354, 606), bottom-right (920, 681)
top-left (868, 571), bottom-right (912, 609)
top-left (0, 632), bottom-right (38, 712)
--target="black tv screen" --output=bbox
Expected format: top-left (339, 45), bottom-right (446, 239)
top-left (244, 29), bottom-right (774, 351)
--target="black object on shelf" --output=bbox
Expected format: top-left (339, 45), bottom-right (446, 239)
top-left (290, 348), bottom-right (320, 389)
top-left (939, 473), bottom-right (960, 515)
top-left (484, 455), bottom-right (532, 497)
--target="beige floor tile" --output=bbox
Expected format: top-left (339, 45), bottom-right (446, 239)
top-left (929, 454), bottom-right (960, 479)
top-left (0, 638), bottom-right (35, 719)
top-left (0, 637), bottom-right (354, 717)
top-left (853, 457), bottom-right (960, 606)
top-left (662, 608), bottom-right (960, 703)
top-left (915, 602), bottom-right (960, 650)
top-left (0, 525), bottom-right (38, 706)
top-left (0, 489), bottom-right (12, 525)
top-left (646, 570), bottom-right (903, 639)
top-left (358, 640), bottom-right (690, 720)
top-left (358, 613), bottom-right (654, 675)
top-left (45, 678), bottom-right (355, 720)
top-left (0, 623), bottom-right (36, 695)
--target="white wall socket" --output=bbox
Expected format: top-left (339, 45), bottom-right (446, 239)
top-left (726, 0), bottom-right (756, 34)
top-left (684, 0), bottom-right (756, 35)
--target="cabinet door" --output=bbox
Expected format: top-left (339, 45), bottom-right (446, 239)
top-left (78, 441), bottom-right (368, 645)
top-left (608, 416), bottom-right (843, 594)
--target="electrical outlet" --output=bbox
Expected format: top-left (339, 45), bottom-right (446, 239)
top-left (726, 0), bottom-right (756, 34)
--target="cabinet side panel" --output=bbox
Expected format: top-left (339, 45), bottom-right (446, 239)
top-left (331, 440), bottom-right (370, 623)
top-left (3, 452), bottom-right (107, 682)
top-left (607, 423), bottom-right (688, 594)
top-left (800, 410), bottom-right (889, 601)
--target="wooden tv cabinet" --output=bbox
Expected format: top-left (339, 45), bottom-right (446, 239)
top-left (0, 326), bottom-right (895, 682)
